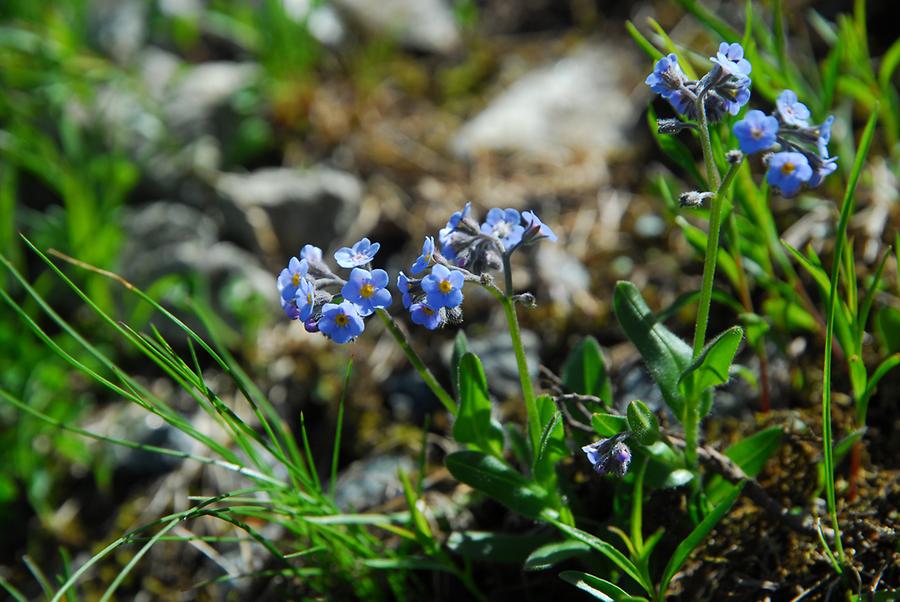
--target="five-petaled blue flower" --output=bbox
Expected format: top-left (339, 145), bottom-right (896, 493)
top-left (342, 268), bottom-right (391, 316)
top-left (277, 257), bottom-right (308, 300)
top-left (775, 90), bottom-right (810, 127)
top-left (733, 109), bottom-right (778, 154)
top-left (411, 236), bottom-right (436, 275)
top-left (711, 42), bottom-right (752, 76)
top-left (410, 302), bottom-right (442, 330)
top-left (422, 264), bottom-right (464, 309)
top-left (318, 301), bottom-right (365, 344)
top-left (334, 238), bottom-right (380, 269)
top-left (521, 211), bottom-right (558, 244)
top-left (767, 151), bottom-right (812, 197)
top-left (481, 208), bottom-right (524, 249)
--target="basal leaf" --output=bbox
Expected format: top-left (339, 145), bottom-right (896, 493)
top-left (679, 326), bottom-right (743, 401)
top-left (613, 281), bottom-right (692, 418)
top-left (445, 451), bottom-right (552, 520)
top-left (453, 353), bottom-right (504, 457)
top-left (524, 540), bottom-right (591, 572)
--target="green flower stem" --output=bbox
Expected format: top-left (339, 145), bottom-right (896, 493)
top-left (376, 308), bottom-right (457, 415)
top-left (480, 270), bottom-right (541, 451)
top-left (684, 93), bottom-right (744, 466)
top-left (500, 296), bottom-right (540, 450)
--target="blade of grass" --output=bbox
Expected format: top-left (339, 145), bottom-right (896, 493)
top-left (820, 108), bottom-right (879, 564)
top-left (330, 361), bottom-right (351, 496)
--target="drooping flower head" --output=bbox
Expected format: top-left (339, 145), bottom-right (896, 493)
top-left (766, 151), bottom-right (812, 197)
top-left (300, 244), bottom-right (323, 263)
top-left (645, 53), bottom-right (689, 99)
top-left (422, 264), bottom-right (464, 309)
top-left (481, 208), bottom-right (524, 250)
top-left (334, 238), bottom-right (380, 269)
top-left (733, 109), bottom-right (779, 154)
top-left (520, 210), bottom-right (558, 245)
top-left (411, 236), bottom-right (436, 275)
top-left (341, 268), bottom-right (391, 316)
top-left (318, 301), bottom-right (365, 344)
top-left (582, 434), bottom-right (632, 477)
top-left (410, 302), bottom-right (442, 330)
top-left (775, 90), bottom-right (811, 127)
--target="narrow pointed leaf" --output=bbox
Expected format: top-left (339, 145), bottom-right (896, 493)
top-left (453, 353), bottom-right (504, 457)
top-left (445, 451), bottom-right (552, 520)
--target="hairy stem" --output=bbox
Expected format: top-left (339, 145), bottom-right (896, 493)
top-left (500, 296), bottom-right (540, 450)
top-left (376, 309), bottom-right (457, 414)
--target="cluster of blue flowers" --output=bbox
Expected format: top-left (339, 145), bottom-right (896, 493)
top-left (397, 203), bottom-right (557, 330)
top-left (277, 204), bottom-right (558, 339)
top-left (277, 238), bottom-right (391, 344)
top-left (733, 90), bottom-right (837, 197)
top-left (646, 42), bottom-right (752, 122)
top-left (646, 41), bottom-right (838, 198)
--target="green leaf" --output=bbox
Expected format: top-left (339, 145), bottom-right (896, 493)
top-left (562, 336), bottom-right (612, 404)
top-left (445, 451), bottom-right (553, 520)
top-left (524, 540), bottom-right (591, 572)
top-left (875, 306), bottom-right (900, 354)
top-left (658, 483), bottom-right (744, 596)
top-left (592, 413), bottom-right (628, 437)
top-left (549, 519), bottom-right (653, 595)
top-left (647, 108), bottom-right (706, 187)
top-left (706, 427), bottom-right (783, 505)
top-left (725, 427), bottom-right (783, 477)
top-left (448, 531), bottom-right (555, 564)
top-left (533, 395), bottom-right (567, 486)
top-left (558, 571), bottom-right (644, 601)
top-left (451, 330), bottom-right (469, 398)
top-left (625, 400), bottom-right (660, 445)
top-left (613, 281), bottom-right (692, 418)
top-left (453, 353), bottom-right (504, 457)
top-left (678, 326), bottom-right (743, 400)
top-left (833, 429), bottom-right (865, 465)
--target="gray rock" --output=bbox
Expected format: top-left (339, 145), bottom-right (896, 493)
top-left (332, 0), bottom-right (460, 54)
top-left (214, 166), bottom-right (363, 257)
top-left (333, 454), bottom-right (415, 511)
top-left (467, 329), bottom-right (540, 399)
top-left (452, 43), bottom-right (639, 161)
top-left (536, 245), bottom-right (591, 309)
top-left (121, 201), bottom-right (274, 301)
top-left (89, 0), bottom-right (147, 63)
top-left (163, 61), bottom-right (261, 135)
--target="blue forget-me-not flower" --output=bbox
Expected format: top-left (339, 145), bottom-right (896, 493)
top-left (411, 236), bottom-right (436, 275)
top-left (481, 208), bottom-right (524, 250)
top-left (733, 109), bottom-right (778, 154)
top-left (423, 264), bottom-right (464, 309)
top-left (319, 301), bottom-right (365, 344)
top-left (334, 238), bottom-right (380, 268)
top-left (775, 89), bottom-right (811, 127)
top-left (410, 302), bottom-right (442, 330)
top-left (766, 151), bottom-right (812, 197)
top-left (342, 268), bottom-right (392, 316)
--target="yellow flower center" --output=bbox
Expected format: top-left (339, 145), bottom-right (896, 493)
top-left (335, 314), bottom-right (349, 327)
top-left (292, 273), bottom-right (301, 286)
top-left (360, 283), bottom-right (375, 298)
top-left (439, 280), bottom-right (453, 294)
top-left (751, 127), bottom-right (762, 139)
top-left (422, 306), bottom-right (435, 315)
top-left (781, 162), bottom-right (796, 175)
